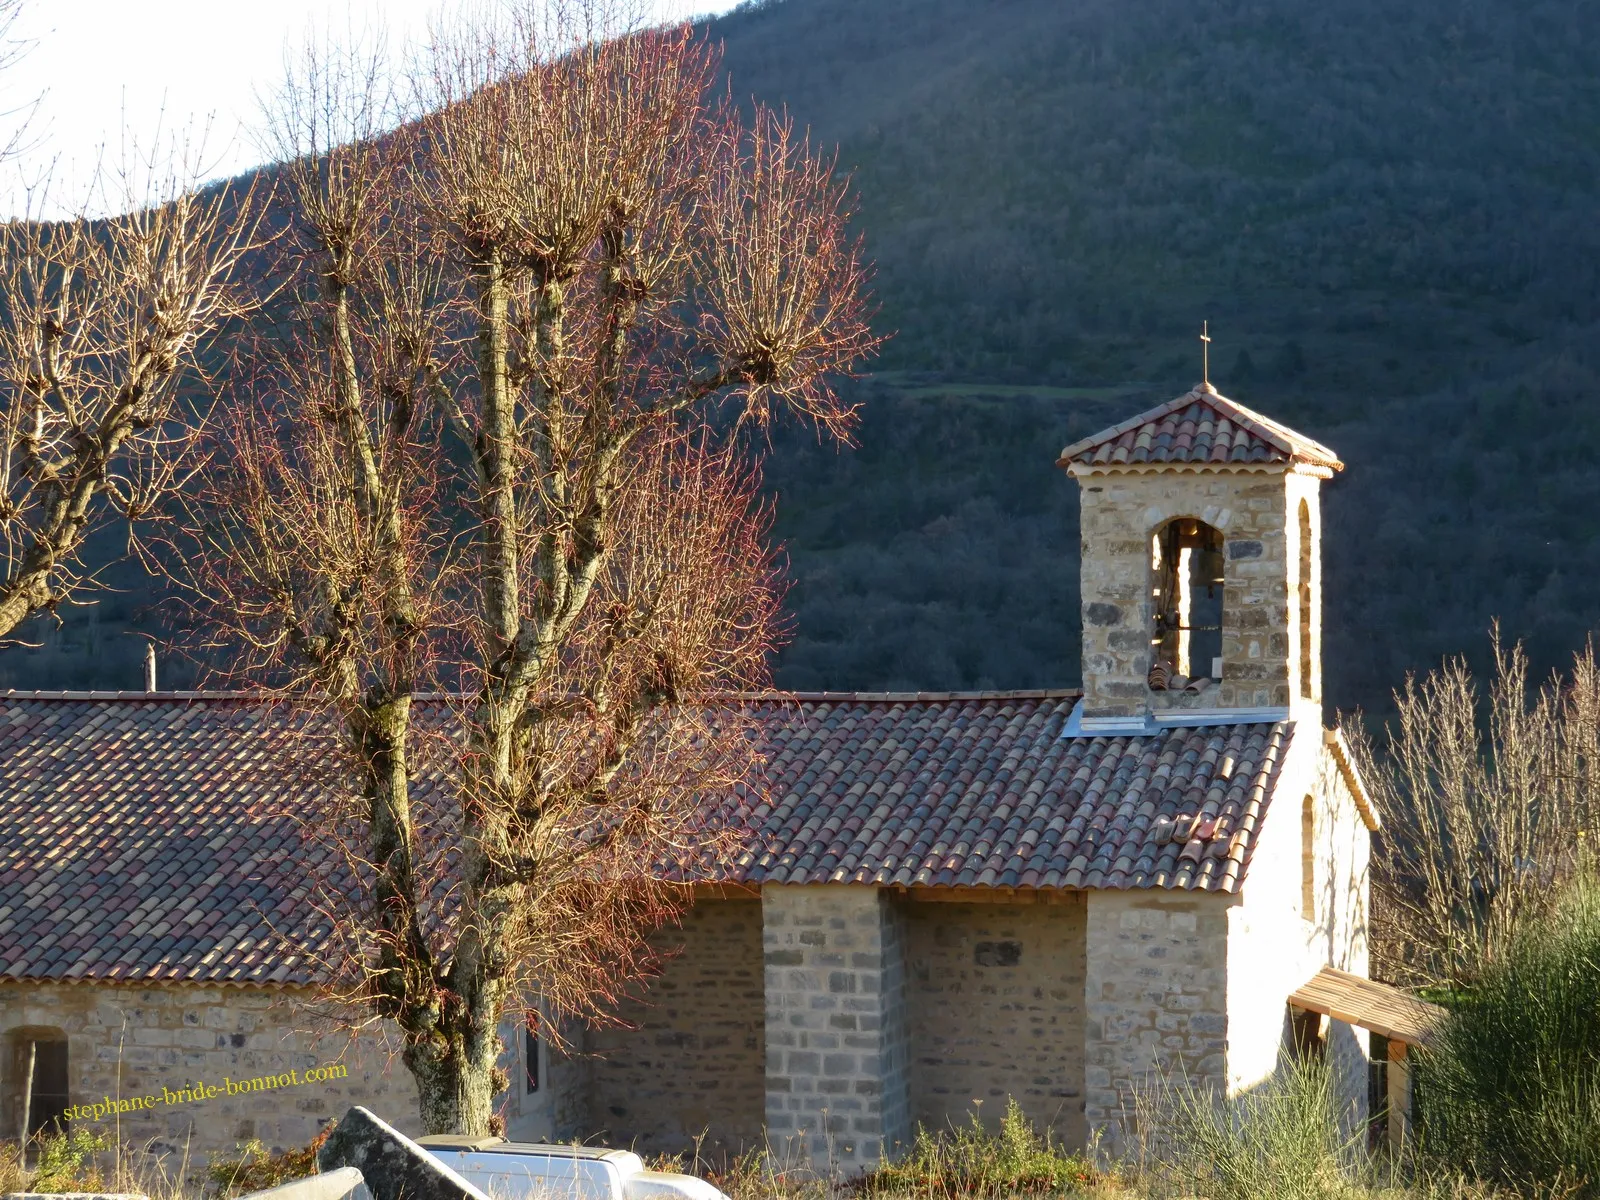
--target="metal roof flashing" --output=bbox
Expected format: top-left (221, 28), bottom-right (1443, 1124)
top-left (1061, 697), bottom-right (1291, 738)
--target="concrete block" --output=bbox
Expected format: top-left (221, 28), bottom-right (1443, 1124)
top-left (318, 1108), bottom-right (488, 1200)
top-left (235, 1167), bottom-right (370, 1200)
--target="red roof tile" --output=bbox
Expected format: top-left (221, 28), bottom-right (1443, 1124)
top-left (0, 692), bottom-right (1293, 983)
top-left (0, 695), bottom-right (341, 986)
top-left (1057, 384), bottom-right (1343, 471)
top-left (725, 695), bottom-right (1291, 891)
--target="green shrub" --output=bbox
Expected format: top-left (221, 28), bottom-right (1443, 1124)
top-left (1416, 875), bottom-right (1600, 1195)
top-left (857, 1097), bottom-right (1109, 1199)
top-left (26, 1127), bottom-right (115, 1194)
top-left (206, 1129), bottom-right (328, 1198)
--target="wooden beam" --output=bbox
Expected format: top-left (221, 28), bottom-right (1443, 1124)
top-left (1388, 1040), bottom-right (1411, 1153)
top-left (888, 886), bottom-right (1083, 905)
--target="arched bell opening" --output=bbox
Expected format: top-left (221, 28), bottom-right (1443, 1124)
top-left (1148, 517), bottom-right (1224, 692)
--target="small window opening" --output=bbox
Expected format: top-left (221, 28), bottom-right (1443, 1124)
top-left (524, 1024), bottom-right (540, 1095)
top-left (1298, 499), bottom-right (1314, 700)
top-left (1301, 794), bottom-right (1316, 921)
top-left (10, 1034), bottom-right (69, 1150)
top-left (1149, 518), bottom-right (1224, 690)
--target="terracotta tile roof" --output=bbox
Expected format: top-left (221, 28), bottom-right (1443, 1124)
top-left (723, 695), bottom-right (1292, 891)
top-left (0, 695), bottom-right (340, 986)
top-left (0, 692), bottom-right (1293, 984)
top-left (1057, 384), bottom-right (1343, 471)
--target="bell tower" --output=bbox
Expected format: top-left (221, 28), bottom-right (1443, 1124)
top-left (1056, 382), bottom-right (1343, 733)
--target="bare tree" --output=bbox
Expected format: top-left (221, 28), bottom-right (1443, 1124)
top-left (0, 164), bottom-right (262, 643)
top-left (1349, 627), bottom-right (1600, 988)
top-left (182, 8), bottom-right (877, 1134)
top-left (0, 0), bottom-right (41, 170)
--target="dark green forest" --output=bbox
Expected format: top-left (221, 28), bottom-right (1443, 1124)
top-left (6, 0), bottom-right (1600, 720)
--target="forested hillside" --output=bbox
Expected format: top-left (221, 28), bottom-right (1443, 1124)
top-left (722, 0), bottom-right (1600, 712)
top-left (7, 0), bottom-right (1600, 719)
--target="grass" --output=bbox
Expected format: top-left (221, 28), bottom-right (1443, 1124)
top-left (1133, 1055), bottom-right (1361, 1200)
top-left (206, 1130), bottom-right (328, 1197)
top-left (0, 1067), bottom-right (1569, 1200)
top-left (646, 1108), bottom-right (1126, 1200)
top-left (856, 1099), bottom-right (1117, 1199)
top-left (0, 1125), bottom-right (201, 1199)
top-left (0, 1128), bottom-right (118, 1195)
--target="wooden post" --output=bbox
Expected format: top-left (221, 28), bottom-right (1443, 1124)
top-left (18, 1038), bottom-right (35, 1156)
top-left (1387, 1040), bottom-right (1411, 1153)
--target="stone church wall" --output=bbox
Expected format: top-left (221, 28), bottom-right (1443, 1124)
top-left (1081, 890), bottom-right (1231, 1154)
top-left (584, 897), bottom-right (766, 1159)
top-left (902, 896), bottom-right (1087, 1151)
top-left (0, 982), bottom-right (417, 1158)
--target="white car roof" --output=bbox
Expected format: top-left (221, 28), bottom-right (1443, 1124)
top-left (416, 1137), bottom-right (636, 1164)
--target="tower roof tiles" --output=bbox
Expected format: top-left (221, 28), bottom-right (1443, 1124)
top-left (1057, 384), bottom-right (1343, 472)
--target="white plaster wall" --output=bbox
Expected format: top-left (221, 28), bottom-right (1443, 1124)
top-left (1224, 726), bottom-right (1371, 1128)
top-left (501, 1014), bottom-right (590, 1143)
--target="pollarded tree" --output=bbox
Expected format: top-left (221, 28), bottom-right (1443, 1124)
top-left (182, 9), bottom-right (877, 1134)
top-left (0, 168), bottom-right (261, 643)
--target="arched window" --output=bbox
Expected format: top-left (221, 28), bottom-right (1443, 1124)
top-left (1298, 499), bottom-right (1314, 700)
top-left (1148, 518), bottom-right (1224, 689)
top-left (1301, 795), bottom-right (1316, 920)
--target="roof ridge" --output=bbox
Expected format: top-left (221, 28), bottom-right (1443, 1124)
top-left (1203, 388), bottom-right (1342, 466)
top-left (741, 689), bottom-right (1082, 703)
top-left (3, 687), bottom-right (1085, 704)
top-left (1055, 387), bottom-right (1207, 464)
top-left (1, 690), bottom-right (263, 701)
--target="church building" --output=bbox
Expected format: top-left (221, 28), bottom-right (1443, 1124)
top-left (0, 382), bottom-right (1437, 1170)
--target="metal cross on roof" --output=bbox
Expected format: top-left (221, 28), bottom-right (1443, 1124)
top-left (1200, 320), bottom-right (1212, 387)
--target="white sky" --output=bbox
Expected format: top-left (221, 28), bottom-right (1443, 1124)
top-left (0, 0), bottom-right (738, 219)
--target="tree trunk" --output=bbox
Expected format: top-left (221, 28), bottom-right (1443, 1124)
top-left (0, 577), bottom-right (47, 642)
top-left (402, 1009), bottom-right (501, 1135)
top-left (18, 1038), bottom-right (35, 1153)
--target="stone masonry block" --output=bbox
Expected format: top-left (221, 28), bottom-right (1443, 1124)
top-left (763, 885), bottom-right (910, 1174)
top-left (1084, 892), bottom-right (1230, 1157)
top-left (1, 982), bottom-right (417, 1159)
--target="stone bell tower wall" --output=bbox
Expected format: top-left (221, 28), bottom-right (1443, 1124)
top-left (1076, 466), bottom-right (1321, 720)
